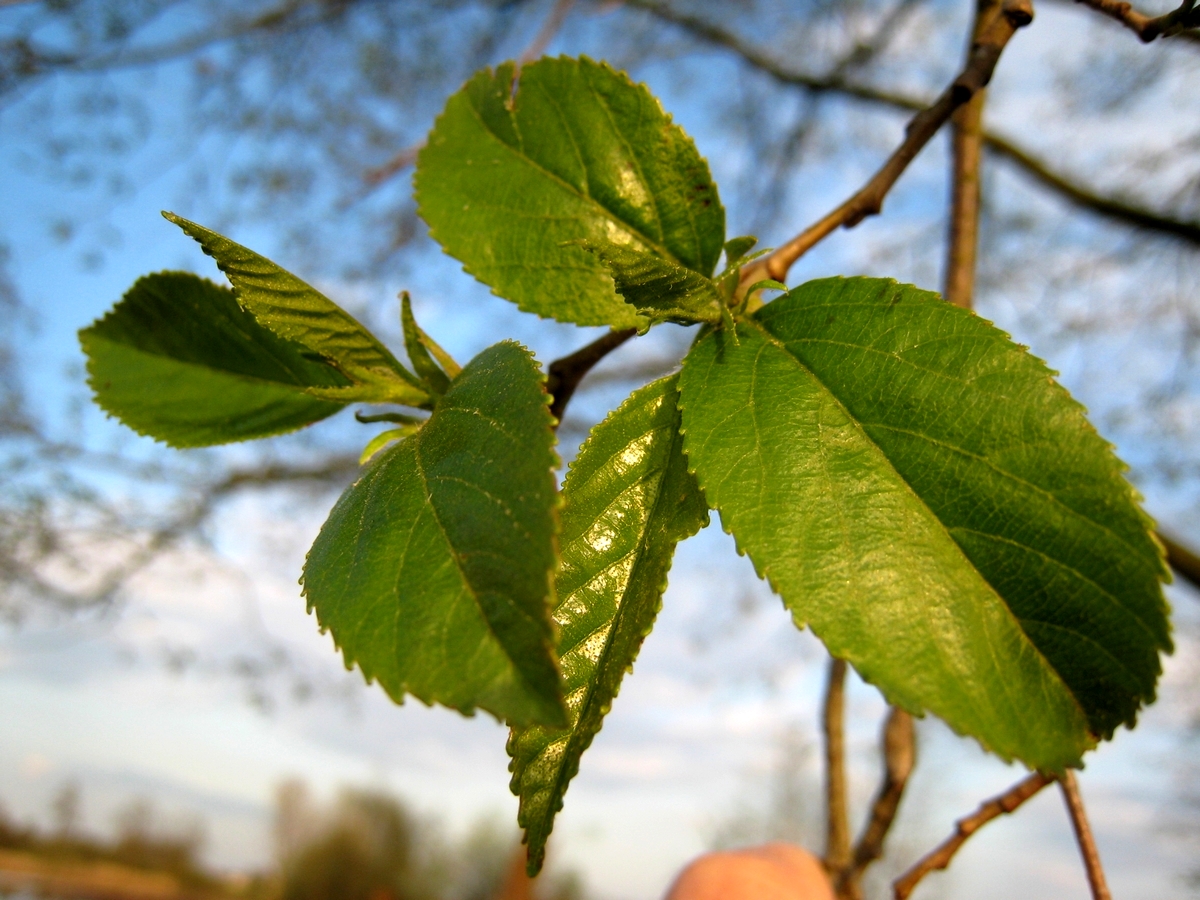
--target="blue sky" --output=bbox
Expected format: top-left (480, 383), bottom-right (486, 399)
top-left (2, 2), bottom-right (1199, 898)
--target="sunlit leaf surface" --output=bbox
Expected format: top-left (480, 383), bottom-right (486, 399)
top-left (508, 375), bottom-right (707, 874)
top-left (680, 276), bottom-right (1170, 771)
top-left (416, 56), bottom-right (725, 327)
top-left (80, 272), bottom-right (348, 447)
top-left (303, 341), bottom-right (566, 727)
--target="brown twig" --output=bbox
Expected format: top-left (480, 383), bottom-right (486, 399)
top-left (822, 658), bottom-right (852, 879)
top-left (1070, 0), bottom-right (1200, 42)
top-left (892, 771), bottom-right (1052, 899)
top-left (1158, 530), bottom-right (1200, 590)
top-left (740, 0), bottom-right (1035, 289)
top-left (944, 1), bottom-right (998, 309)
top-left (1059, 771), bottom-right (1113, 900)
top-left (545, 328), bottom-right (637, 424)
top-left (364, 143), bottom-right (423, 187)
top-left (518, 0), bottom-right (575, 64)
top-left (630, 0), bottom-right (1200, 250)
top-left (838, 708), bottom-right (915, 898)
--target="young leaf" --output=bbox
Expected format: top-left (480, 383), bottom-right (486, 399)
top-left (80, 272), bottom-right (348, 447)
top-left (359, 425), bottom-right (420, 465)
top-left (302, 341), bottom-right (567, 728)
top-left (415, 56), bottom-right (725, 328)
top-left (163, 212), bottom-right (429, 406)
top-left (679, 276), bottom-right (1170, 772)
top-left (722, 235), bottom-right (758, 267)
top-left (400, 292), bottom-right (452, 395)
top-left (508, 374), bottom-right (707, 874)
top-left (573, 240), bottom-right (724, 325)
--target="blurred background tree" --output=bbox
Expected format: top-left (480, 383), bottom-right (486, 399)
top-left (0, 0), bottom-right (1198, 896)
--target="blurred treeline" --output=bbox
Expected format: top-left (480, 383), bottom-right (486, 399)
top-left (0, 782), bottom-right (585, 900)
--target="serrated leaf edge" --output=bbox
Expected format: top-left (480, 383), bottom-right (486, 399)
top-left (413, 55), bottom-right (724, 329)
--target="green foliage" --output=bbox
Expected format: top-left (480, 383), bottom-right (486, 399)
top-left (164, 213), bottom-right (430, 407)
top-left (415, 56), bottom-right (725, 328)
top-left (80, 272), bottom-right (348, 447)
top-left (80, 54), bottom-right (1173, 878)
top-left (678, 277), bottom-right (1170, 771)
top-left (508, 375), bottom-right (707, 873)
top-left (573, 240), bottom-right (725, 325)
top-left (400, 292), bottom-right (454, 396)
top-left (302, 341), bottom-right (566, 728)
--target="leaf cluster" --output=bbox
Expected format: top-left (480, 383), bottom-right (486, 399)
top-left (79, 56), bottom-right (1171, 876)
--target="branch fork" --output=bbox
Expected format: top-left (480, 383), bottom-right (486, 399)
top-left (740, 0), bottom-right (1034, 290)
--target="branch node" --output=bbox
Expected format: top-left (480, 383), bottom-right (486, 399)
top-left (892, 772), bottom-right (1051, 900)
top-left (1003, 0), bottom-right (1036, 26)
top-left (546, 328), bottom-right (637, 425)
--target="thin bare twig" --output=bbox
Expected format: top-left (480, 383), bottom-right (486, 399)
top-left (741, 0), bottom-right (1035, 289)
top-left (1158, 530), bottom-right (1200, 590)
top-left (1070, 0), bottom-right (1200, 42)
top-left (1059, 770), bottom-right (1113, 900)
top-left (518, 0), bottom-right (575, 64)
top-left (839, 708), bottom-right (915, 898)
top-left (893, 772), bottom-right (1052, 899)
top-left (364, 0), bottom-right (574, 189)
top-left (5, 0), bottom-right (325, 79)
top-left (945, 1), bottom-right (998, 308)
top-left (983, 135), bottom-right (1200, 244)
top-left (630, 0), bottom-right (1200, 249)
top-left (545, 329), bottom-right (637, 425)
top-left (363, 144), bottom-right (423, 187)
top-left (823, 658), bottom-right (851, 879)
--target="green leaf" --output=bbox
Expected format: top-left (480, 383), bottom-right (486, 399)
top-left (742, 279), bottom-right (788, 296)
top-left (415, 56), bottom-right (725, 328)
top-left (508, 374), bottom-right (707, 874)
top-left (678, 276), bottom-right (1170, 772)
top-left (302, 341), bottom-right (567, 727)
top-left (401, 292), bottom-right (452, 395)
top-left (713, 236), bottom-right (771, 303)
top-left (722, 235), bottom-right (758, 267)
top-left (80, 272), bottom-right (348, 447)
top-left (573, 239), bottom-right (724, 325)
top-left (163, 212), bottom-right (429, 406)
top-left (359, 425), bottom-right (420, 464)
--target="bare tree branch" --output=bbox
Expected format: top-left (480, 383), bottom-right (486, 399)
top-left (1, 453), bottom-right (359, 614)
top-left (892, 772), bottom-right (1053, 900)
top-left (984, 135), bottom-right (1200, 244)
top-left (1059, 770), bottom-right (1113, 900)
top-left (1158, 530), bottom-right (1200, 591)
top-left (822, 657), bottom-right (851, 880)
top-left (518, 0), bottom-right (576, 64)
top-left (546, 329), bottom-right (638, 425)
top-left (741, 0), bottom-right (1036, 288)
top-left (1068, 0), bottom-right (1200, 43)
top-left (628, 0), bottom-right (1200, 250)
top-left (945, 1), bottom-right (998, 309)
top-left (363, 0), bottom-right (575, 190)
top-left (363, 143), bottom-right (423, 188)
top-left (839, 708), bottom-right (916, 898)
top-left (2, 0), bottom-right (337, 87)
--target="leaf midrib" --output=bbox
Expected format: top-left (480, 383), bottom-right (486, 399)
top-left (948, 525), bottom-right (1161, 650)
top-left (543, 417), bottom-right (678, 818)
top-left (87, 334), bottom-right (335, 396)
top-left (859, 420), bottom-right (1160, 589)
top-left (410, 407), bottom-right (549, 704)
top-left (782, 331), bottom-right (1155, 574)
top-left (464, 89), bottom-right (684, 270)
top-left (170, 214), bottom-right (407, 375)
top-left (740, 318), bottom-right (1088, 724)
